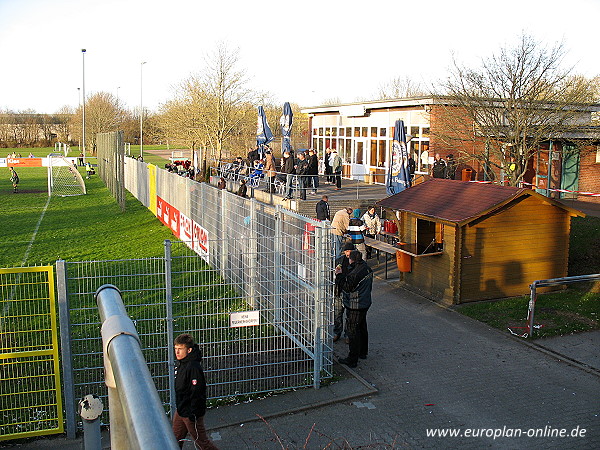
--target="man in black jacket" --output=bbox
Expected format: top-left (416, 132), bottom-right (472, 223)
top-left (281, 150), bottom-right (296, 200)
top-left (296, 152), bottom-right (310, 200)
top-left (337, 251), bottom-right (373, 368)
top-left (173, 334), bottom-right (218, 449)
top-left (307, 149), bottom-right (319, 194)
top-left (315, 195), bottom-right (330, 221)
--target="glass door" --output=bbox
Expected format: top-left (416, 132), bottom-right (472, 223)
top-left (351, 138), bottom-right (369, 180)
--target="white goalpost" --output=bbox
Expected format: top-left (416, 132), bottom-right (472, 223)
top-left (47, 154), bottom-right (87, 197)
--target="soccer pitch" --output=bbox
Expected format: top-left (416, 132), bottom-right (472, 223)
top-left (1, 151), bottom-right (175, 269)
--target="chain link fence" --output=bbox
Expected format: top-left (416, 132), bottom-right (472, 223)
top-left (58, 157), bottom-right (334, 432)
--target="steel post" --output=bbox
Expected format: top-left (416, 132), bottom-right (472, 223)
top-left (56, 260), bottom-right (76, 439)
top-left (96, 284), bottom-right (179, 450)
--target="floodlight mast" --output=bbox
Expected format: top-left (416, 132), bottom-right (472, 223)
top-left (81, 49), bottom-right (86, 156)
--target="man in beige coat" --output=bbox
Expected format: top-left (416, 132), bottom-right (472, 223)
top-left (331, 207), bottom-right (353, 258)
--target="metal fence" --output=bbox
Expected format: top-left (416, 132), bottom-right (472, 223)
top-left (0, 266), bottom-right (63, 441)
top-left (57, 157), bottom-right (334, 432)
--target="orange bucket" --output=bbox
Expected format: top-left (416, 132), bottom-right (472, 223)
top-left (396, 243), bottom-right (412, 273)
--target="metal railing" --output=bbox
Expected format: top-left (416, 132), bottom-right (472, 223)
top-left (527, 274), bottom-right (600, 338)
top-left (96, 284), bottom-right (178, 450)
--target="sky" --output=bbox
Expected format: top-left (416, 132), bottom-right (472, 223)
top-left (0, 0), bottom-right (598, 114)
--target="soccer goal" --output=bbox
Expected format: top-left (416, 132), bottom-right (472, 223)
top-left (47, 154), bottom-right (87, 197)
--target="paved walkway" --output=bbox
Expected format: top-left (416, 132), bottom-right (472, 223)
top-left (201, 268), bottom-right (599, 449)
top-left (5, 264), bottom-right (599, 449)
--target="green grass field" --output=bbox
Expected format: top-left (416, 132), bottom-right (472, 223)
top-left (456, 216), bottom-right (600, 338)
top-left (1, 146), bottom-right (174, 267)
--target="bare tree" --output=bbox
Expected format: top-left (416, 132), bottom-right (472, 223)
top-left (435, 34), bottom-right (598, 186)
top-left (377, 76), bottom-right (427, 100)
top-left (70, 92), bottom-right (125, 154)
top-left (159, 43), bottom-right (257, 174)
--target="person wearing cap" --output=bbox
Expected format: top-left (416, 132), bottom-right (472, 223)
top-left (333, 242), bottom-right (355, 342)
top-left (347, 209), bottom-right (367, 258)
top-left (330, 150), bottom-right (343, 190)
top-left (338, 250), bottom-right (373, 368)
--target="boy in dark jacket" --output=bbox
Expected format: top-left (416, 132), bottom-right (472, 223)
top-left (173, 334), bottom-right (218, 449)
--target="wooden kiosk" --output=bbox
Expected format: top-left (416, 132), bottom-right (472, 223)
top-left (377, 179), bottom-right (585, 304)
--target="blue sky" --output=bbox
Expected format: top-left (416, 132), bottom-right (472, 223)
top-left (0, 0), bottom-right (597, 114)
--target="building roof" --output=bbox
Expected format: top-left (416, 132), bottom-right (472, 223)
top-left (376, 179), bottom-right (584, 225)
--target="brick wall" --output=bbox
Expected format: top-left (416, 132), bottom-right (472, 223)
top-left (578, 145), bottom-right (600, 204)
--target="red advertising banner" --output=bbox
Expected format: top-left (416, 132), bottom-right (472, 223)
top-left (192, 221), bottom-right (209, 262)
top-left (156, 196), bottom-right (169, 227)
top-left (170, 207), bottom-right (180, 238)
top-left (179, 213), bottom-right (193, 248)
top-left (6, 158), bottom-right (43, 167)
top-left (155, 195), bottom-right (208, 260)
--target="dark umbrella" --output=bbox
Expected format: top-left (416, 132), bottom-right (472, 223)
top-left (256, 106), bottom-right (273, 158)
top-left (386, 119), bottom-right (411, 195)
top-left (279, 102), bottom-right (293, 153)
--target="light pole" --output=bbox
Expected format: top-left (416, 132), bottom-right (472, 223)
top-left (81, 49), bottom-right (86, 155)
top-left (77, 87), bottom-right (81, 152)
top-left (140, 61), bottom-right (147, 158)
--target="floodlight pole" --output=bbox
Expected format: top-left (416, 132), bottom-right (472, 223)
top-left (82, 49), bottom-right (87, 156)
top-left (140, 61), bottom-right (147, 158)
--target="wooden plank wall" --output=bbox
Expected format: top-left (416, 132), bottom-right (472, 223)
top-left (402, 218), bottom-right (456, 303)
top-left (459, 196), bottom-right (571, 302)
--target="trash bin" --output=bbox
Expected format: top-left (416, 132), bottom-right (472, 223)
top-left (461, 168), bottom-right (473, 181)
top-left (396, 243), bottom-right (412, 273)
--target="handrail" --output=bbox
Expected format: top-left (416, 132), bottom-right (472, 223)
top-left (95, 284), bottom-right (179, 450)
top-left (526, 274), bottom-right (600, 338)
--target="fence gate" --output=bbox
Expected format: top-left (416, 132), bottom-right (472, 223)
top-left (0, 266), bottom-right (63, 440)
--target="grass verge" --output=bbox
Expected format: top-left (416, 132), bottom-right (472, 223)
top-left (456, 215), bottom-right (600, 339)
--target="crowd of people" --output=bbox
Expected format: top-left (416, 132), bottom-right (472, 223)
top-left (220, 146), bottom-right (351, 199)
top-left (317, 198), bottom-right (384, 369)
top-left (165, 160), bottom-right (196, 179)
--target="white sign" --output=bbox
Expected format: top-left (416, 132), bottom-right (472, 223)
top-left (230, 310), bottom-right (260, 328)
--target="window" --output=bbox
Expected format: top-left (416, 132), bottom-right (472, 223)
top-left (380, 128), bottom-right (386, 137)
top-left (332, 128), bottom-right (338, 137)
top-left (411, 126), bottom-right (420, 137)
top-left (312, 138), bottom-right (318, 149)
top-left (370, 141), bottom-right (378, 166)
top-left (318, 127), bottom-right (323, 136)
top-left (378, 140), bottom-right (386, 167)
top-left (371, 127), bottom-right (378, 137)
top-left (346, 127), bottom-right (352, 137)
top-left (356, 141), bottom-right (364, 164)
top-left (339, 139), bottom-right (347, 161)
top-left (354, 127), bottom-right (361, 137)
top-left (339, 128), bottom-right (345, 137)
top-left (416, 219), bottom-right (443, 253)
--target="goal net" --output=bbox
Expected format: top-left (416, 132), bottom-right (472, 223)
top-left (47, 154), bottom-right (87, 197)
